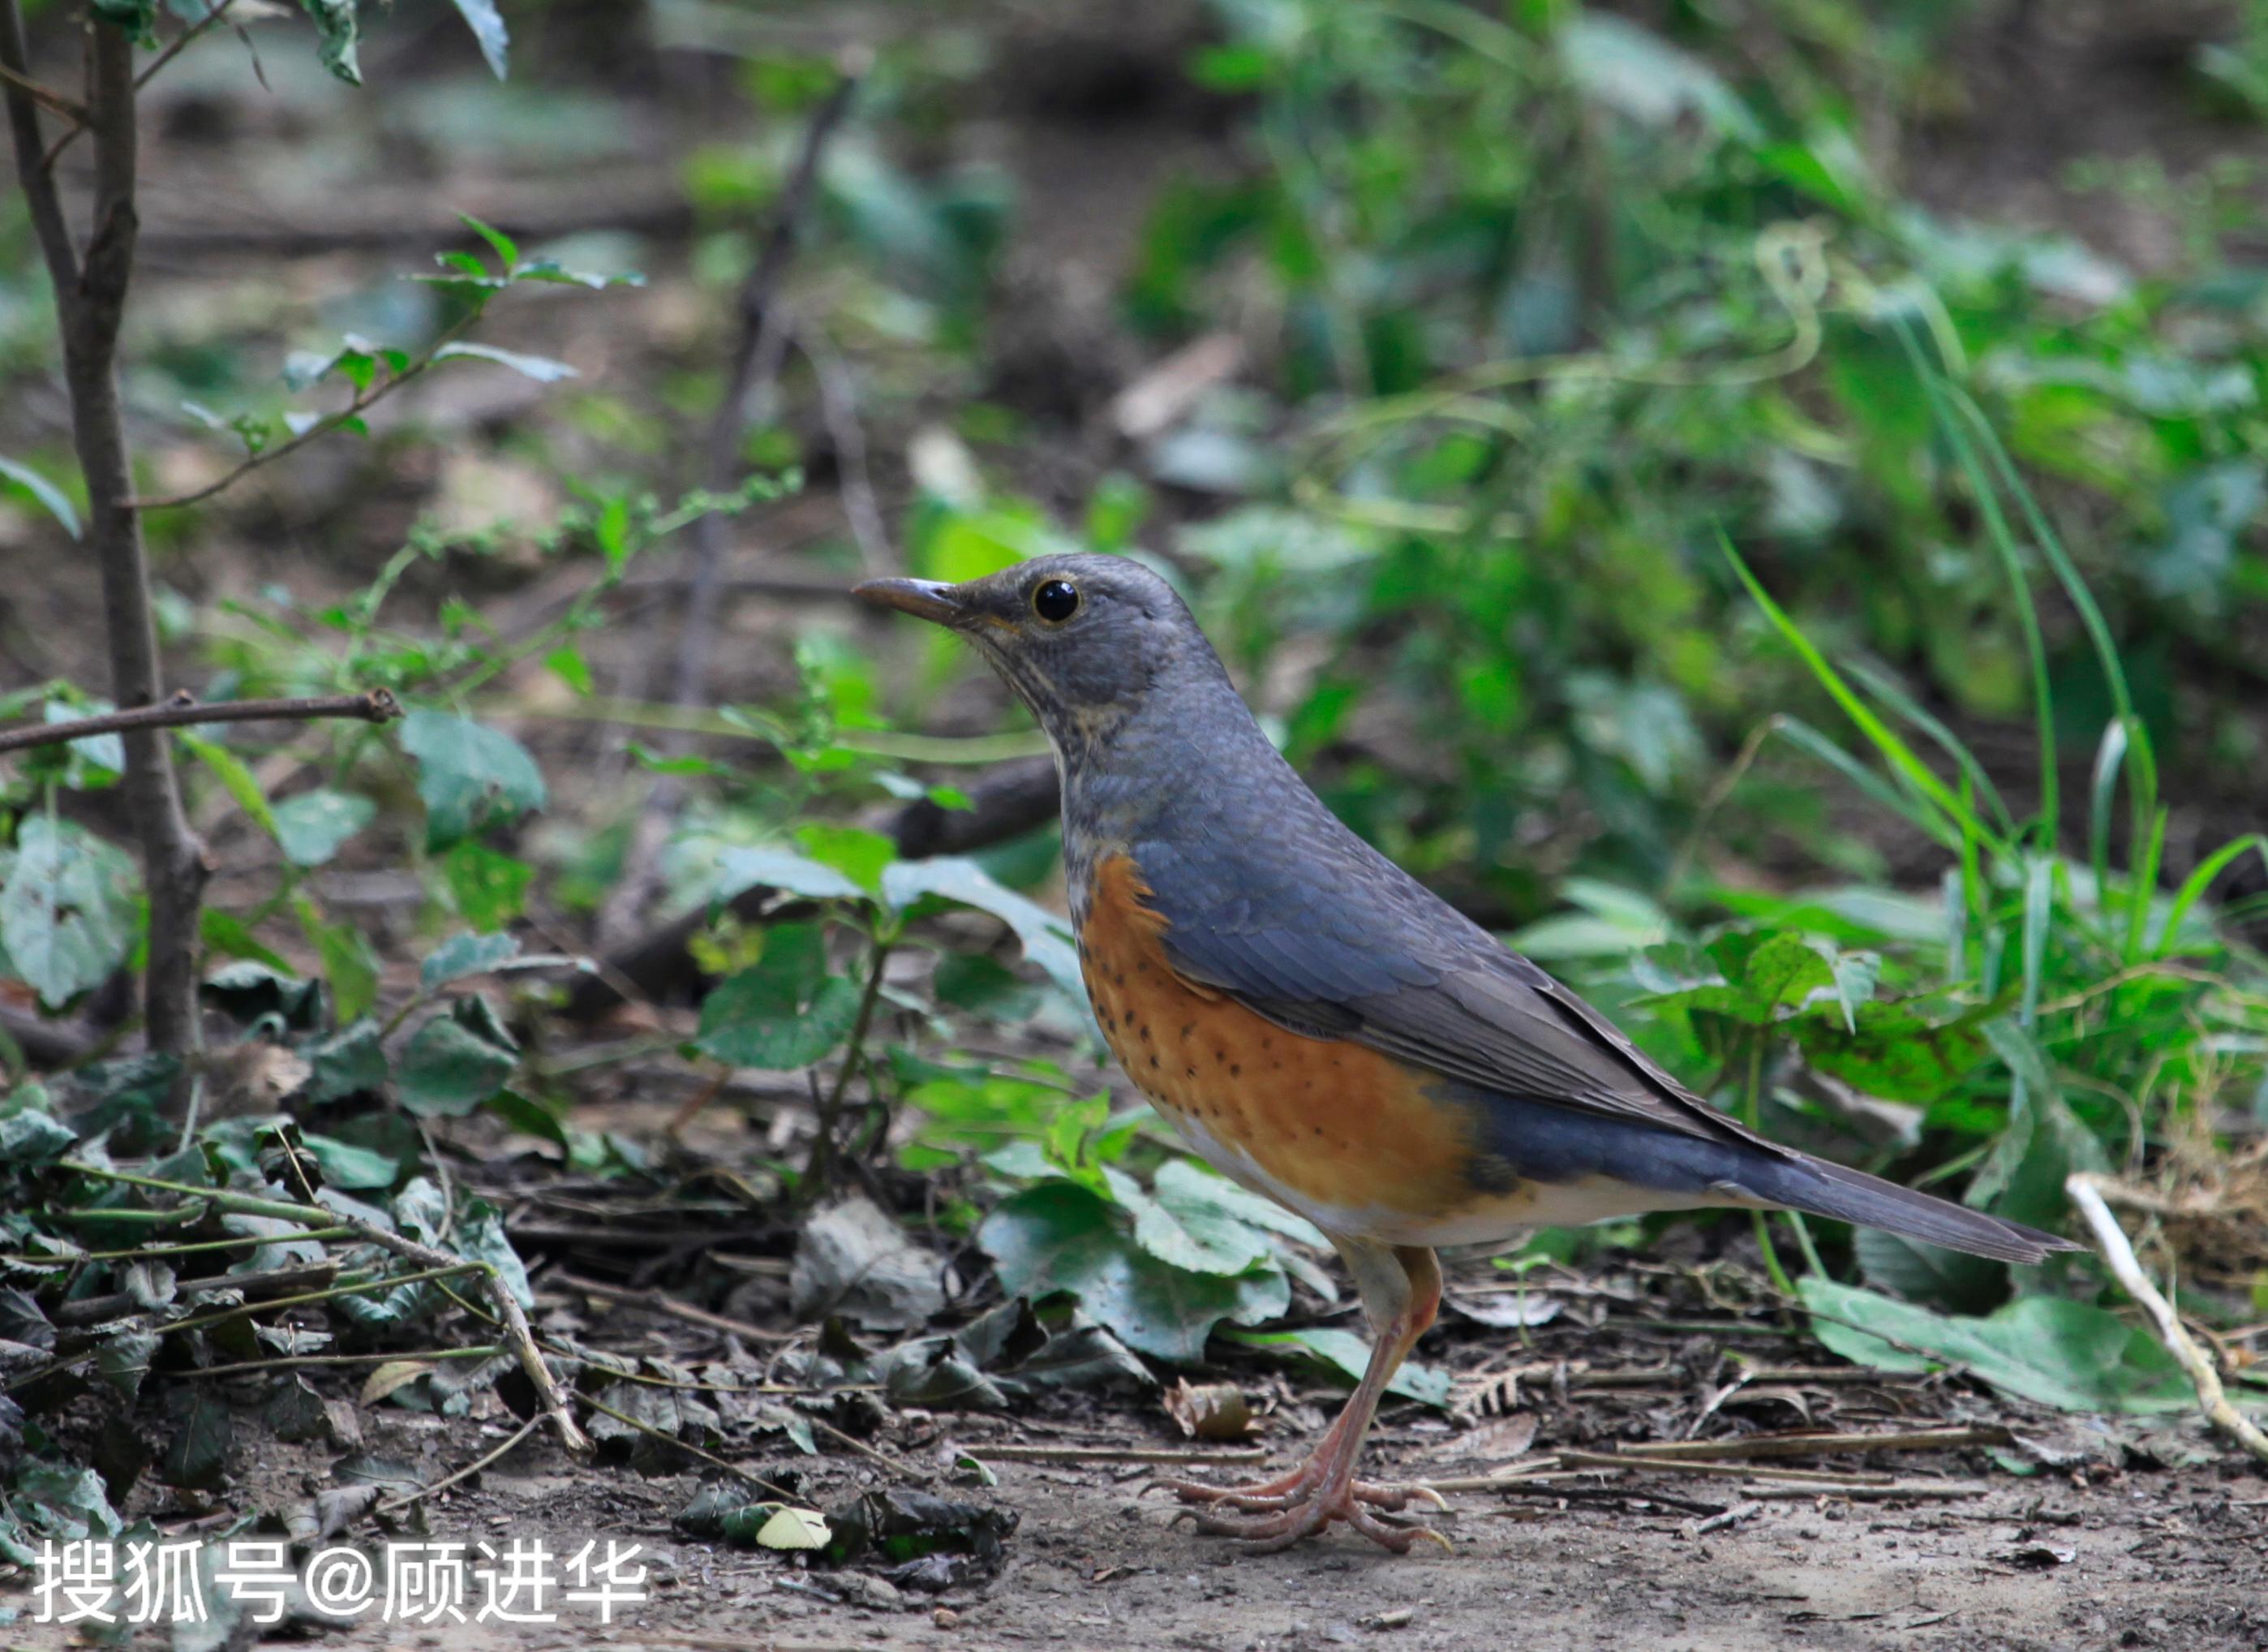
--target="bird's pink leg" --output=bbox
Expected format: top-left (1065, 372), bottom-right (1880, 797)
top-left (1158, 1242), bottom-right (1449, 1554)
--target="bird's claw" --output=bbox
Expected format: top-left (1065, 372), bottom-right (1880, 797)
top-left (1156, 1469), bottom-right (1452, 1554)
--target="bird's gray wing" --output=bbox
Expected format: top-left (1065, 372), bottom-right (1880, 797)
top-left (1132, 829), bottom-right (1763, 1151)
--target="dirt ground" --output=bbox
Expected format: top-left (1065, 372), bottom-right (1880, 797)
top-left (12, 1373), bottom-right (2266, 1652)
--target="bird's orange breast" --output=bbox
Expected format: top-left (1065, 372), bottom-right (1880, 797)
top-left (1076, 854), bottom-right (1484, 1236)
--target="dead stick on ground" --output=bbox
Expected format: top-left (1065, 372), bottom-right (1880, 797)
top-left (1559, 1450), bottom-right (1895, 1487)
top-left (2067, 1172), bottom-right (2268, 1465)
top-left (968, 1444), bottom-right (1272, 1466)
top-left (62, 1162), bottom-right (592, 1456)
top-left (0, 689), bottom-right (402, 757)
top-left (553, 1271), bottom-right (800, 1343)
top-left (597, 51), bottom-right (866, 953)
top-left (1610, 1426), bottom-right (2010, 1462)
top-left (376, 1415), bottom-right (542, 1518)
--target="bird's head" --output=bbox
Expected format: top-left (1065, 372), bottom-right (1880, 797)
top-left (853, 553), bottom-right (1231, 755)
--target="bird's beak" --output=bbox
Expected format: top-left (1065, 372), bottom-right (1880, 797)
top-left (852, 577), bottom-right (964, 626)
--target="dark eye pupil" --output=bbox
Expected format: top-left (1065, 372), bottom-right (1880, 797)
top-left (1033, 580), bottom-right (1079, 622)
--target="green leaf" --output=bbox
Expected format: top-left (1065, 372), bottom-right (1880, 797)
top-left (757, 1507), bottom-right (830, 1551)
top-left (711, 846), bottom-right (866, 906)
top-left (977, 1180), bottom-right (1287, 1363)
top-left (161, 1385), bottom-right (234, 1489)
top-left (444, 841), bottom-right (532, 928)
top-left (0, 816), bottom-right (138, 1009)
top-left (0, 1108), bottom-right (77, 1164)
top-left (0, 454), bottom-right (81, 539)
top-left (306, 910), bottom-right (380, 1024)
top-left (181, 733), bottom-right (279, 837)
top-left (400, 709), bottom-right (546, 848)
top-left (95, 1326), bottom-right (161, 1401)
top-left (794, 824), bottom-right (896, 895)
top-left (305, 1018), bottom-right (385, 1103)
top-left (883, 857), bottom-right (1080, 998)
top-left (694, 923), bottom-right (862, 1069)
top-left (273, 789), bottom-right (376, 867)
top-left (1852, 1227), bottom-right (2006, 1317)
top-left (397, 997), bottom-right (518, 1117)
top-left (458, 213), bottom-right (519, 269)
top-left (434, 342), bottom-right (578, 382)
top-left (1798, 1277), bottom-right (2198, 1414)
top-left (420, 931), bottom-right (520, 991)
top-left (1225, 1326), bottom-right (1452, 1407)
top-left (299, 1131), bottom-right (402, 1190)
top-left (298, 0), bottom-right (361, 84)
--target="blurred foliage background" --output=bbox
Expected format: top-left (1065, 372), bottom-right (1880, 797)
top-left (5, 0), bottom-right (2268, 1500)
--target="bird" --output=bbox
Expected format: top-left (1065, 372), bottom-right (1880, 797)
top-left (853, 553), bottom-right (2077, 1555)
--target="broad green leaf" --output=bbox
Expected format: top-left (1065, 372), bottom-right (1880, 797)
top-left (305, 1018), bottom-right (386, 1103)
top-left (444, 841), bottom-right (532, 928)
top-left (1799, 1277), bottom-right (2198, 1414)
top-left (1559, 14), bottom-right (1759, 141)
top-left (299, 0), bottom-right (361, 84)
top-left (400, 709), bottom-right (546, 847)
top-left (883, 857), bottom-right (1080, 998)
top-left (397, 997), bottom-right (518, 1117)
top-left (299, 1132), bottom-right (402, 1190)
top-left (1225, 1327), bottom-right (1451, 1407)
top-left (434, 342), bottom-right (577, 382)
top-left (420, 931), bottom-right (520, 991)
top-left (694, 924), bottom-right (863, 1069)
top-left (273, 789), bottom-right (376, 867)
top-left (1103, 1166), bottom-right (1274, 1276)
top-left (710, 846), bottom-right (865, 906)
top-left (0, 817), bottom-right (137, 1009)
top-left (161, 1386), bottom-right (234, 1489)
top-left (0, 1108), bottom-right (77, 1164)
top-left (0, 455), bottom-right (81, 539)
top-left (794, 824), bottom-right (896, 895)
top-left (1852, 1226), bottom-right (2006, 1317)
top-left (977, 1180), bottom-right (1287, 1362)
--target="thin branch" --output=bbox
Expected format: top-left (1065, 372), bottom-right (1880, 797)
top-left (0, 688), bottom-right (402, 756)
top-left (39, 0), bottom-right (239, 173)
top-left (596, 51), bottom-right (865, 951)
top-left (2067, 1172), bottom-right (2268, 1465)
top-left (0, 58), bottom-right (81, 123)
top-left (124, 314), bottom-right (479, 511)
top-left (0, 0), bottom-right (80, 304)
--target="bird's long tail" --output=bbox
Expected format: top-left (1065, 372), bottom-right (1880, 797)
top-left (1742, 1150), bottom-right (2077, 1265)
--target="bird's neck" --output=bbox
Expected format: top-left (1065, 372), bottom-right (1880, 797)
top-left (1054, 675), bottom-right (1286, 923)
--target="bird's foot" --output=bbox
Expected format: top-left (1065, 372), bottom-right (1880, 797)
top-left (1154, 1463), bottom-right (1451, 1555)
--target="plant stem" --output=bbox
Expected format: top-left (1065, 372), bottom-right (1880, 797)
top-left (1738, 1035), bottom-right (1796, 1297)
top-left (0, 689), bottom-right (402, 756)
top-left (807, 935), bottom-right (892, 1198)
top-left (6, 9), bottom-right (209, 1061)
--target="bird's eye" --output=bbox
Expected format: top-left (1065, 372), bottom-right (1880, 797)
top-left (1030, 579), bottom-right (1080, 624)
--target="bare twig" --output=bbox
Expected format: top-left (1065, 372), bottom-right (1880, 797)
top-left (552, 1271), bottom-right (799, 1342)
top-left (1606, 1426), bottom-right (2011, 1463)
top-left (794, 318), bottom-right (891, 573)
top-left (0, 57), bottom-right (80, 122)
top-left (376, 1415), bottom-right (543, 1517)
top-left (0, 689), bottom-right (402, 757)
top-left (39, 0), bottom-right (239, 171)
top-left (125, 313), bottom-right (480, 512)
top-left (53, 1259), bottom-right (341, 1327)
top-left (597, 53), bottom-right (866, 952)
top-left (969, 1444), bottom-right (1271, 1466)
top-left (2067, 1172), bottom-right (2268, 1465)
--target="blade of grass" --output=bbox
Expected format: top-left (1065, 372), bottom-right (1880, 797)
top-left (1894, 321), bottom-right (2055, 855)
top-left (1769, 715), bottom-right (1962, 854)
top-left (1845, 658), bottom-right (2015, 839)
top-left (1721, 534), bottom-right (2007, 861)
top-left (2089, 719), bottom-right (2127, 919)
top-left (2154, 833), bottom-right (2268, 960)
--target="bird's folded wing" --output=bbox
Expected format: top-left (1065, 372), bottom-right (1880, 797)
top-left (1154, 911), bottom-right (1763, 1151)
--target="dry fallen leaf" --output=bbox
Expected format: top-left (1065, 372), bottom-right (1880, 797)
top-left (1164, 1378), bottom-right (1258, 1440)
